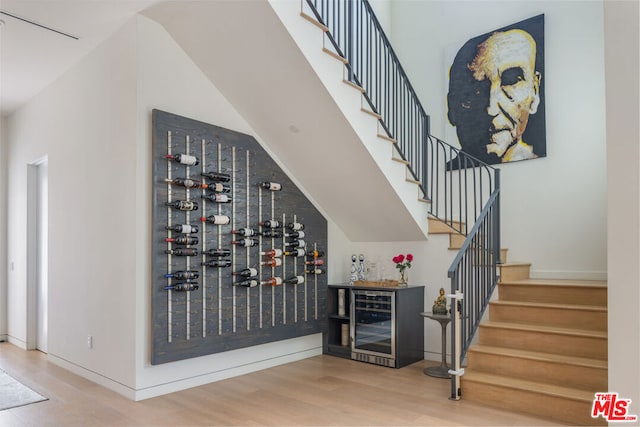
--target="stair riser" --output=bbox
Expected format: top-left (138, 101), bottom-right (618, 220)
top-left (499, 264), bottom-right (530, 281)
top-left (499, 284), bottom-right (608, 306)
top-left (467, 350), bottom-right (608, 391)
top-left (490, 304), bottom-right (608, 331)
top-left (479, 326), bottom-right (608, 360)
top-left (462, 379), bottom-right (606, 426)
top-left (428, 218), bottom-right (465, 234)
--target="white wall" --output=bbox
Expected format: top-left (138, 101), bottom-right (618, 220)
top-left (605, 0), bottom-right (639, 418)
top-left (5, 19), bottom-right (139, 389)
top-left (0, 116), bottom-right (7, 340)
top-left (389, 0), bottom-right (607, 280)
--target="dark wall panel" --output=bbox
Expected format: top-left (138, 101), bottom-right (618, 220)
top-left (151, 110), bottom-right (327, 365)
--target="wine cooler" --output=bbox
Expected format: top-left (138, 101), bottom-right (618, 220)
top-left (350, 289), bottom-right (396, 367)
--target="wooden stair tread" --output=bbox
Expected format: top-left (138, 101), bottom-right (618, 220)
top-left (499, 262), bottom-right (532, 267)
top-left (469, 344), bottom-right (608, 369)
top-left (299, 11), bottom-right (329, 32)
top-left (360, 107), bottom-right (381, 119)
top-left (322, 47), bottom-right (348, 64)
top-left (501, 278), bottom-right (607, 288)
top-left (490, 300), bottom-right (607, 312)
top-left (376, 133), bottom-right (397, 143)
top-left (391, 157), bottom-right (410, 165)
top-left (343, 79), bottom-right (365, 93)
top-left (481, 320), bottom-right (608, 339)
top-left (463, 371), bottom-right (595, 403)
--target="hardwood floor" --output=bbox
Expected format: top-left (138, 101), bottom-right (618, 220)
top-left (0, 343), bottom-right (568, 426)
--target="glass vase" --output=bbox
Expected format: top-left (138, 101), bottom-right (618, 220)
top-left (398, 269), bottom-right (409, 287)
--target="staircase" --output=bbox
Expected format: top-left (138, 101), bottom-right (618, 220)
top-left (431, 221), bottom-right (607, 425)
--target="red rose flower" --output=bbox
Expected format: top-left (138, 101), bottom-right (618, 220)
top-left (406, 254), bottom-right (413, 262)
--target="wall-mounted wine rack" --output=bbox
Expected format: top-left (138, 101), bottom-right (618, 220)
top-left (151, 110), bottom-right (328, 365)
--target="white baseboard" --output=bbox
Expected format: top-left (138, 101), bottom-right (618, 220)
top-left (530, 270), bottom-right (607, 281)
top-left (134, 346), bottom-right (322, 401)
top-left (47, 353), bottom-right (137, 400)
top-left (7, 335), bottom-right (27, 349)
top-left (48, 345), bottom-right (323, 401)
top-left (0, 334), bottom-right (8, 342)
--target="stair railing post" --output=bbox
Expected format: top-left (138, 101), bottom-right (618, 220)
top-left (346, 0), bottom-right (354, 82)
top-left (448, 288), bottom-right (464, 400)
top-left (494, 169), bottom-right (501, 264)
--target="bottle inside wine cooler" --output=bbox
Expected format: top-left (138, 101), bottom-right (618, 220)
top-left (304, 268), bottom-right (325, 275)
top-left (306, 249), bottom-right (325, 258)
top-left (304, 259), bottom-right (324, 266)
top-left (284, 249), bottom-right (304, 257)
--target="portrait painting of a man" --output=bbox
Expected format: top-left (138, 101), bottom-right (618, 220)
top-left (447, 15), bottom-right (546, 167)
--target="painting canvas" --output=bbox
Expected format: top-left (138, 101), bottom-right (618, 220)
top-left (445, 14), bottom-right (546, 168)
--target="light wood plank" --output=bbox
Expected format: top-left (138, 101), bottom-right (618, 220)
top-left (0, 342), bottom-right (565, 426)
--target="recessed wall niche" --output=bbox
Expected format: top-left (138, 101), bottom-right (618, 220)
top-left (151, 109), bottom-right (327, 364)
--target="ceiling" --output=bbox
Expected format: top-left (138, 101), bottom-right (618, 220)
top-left (0, 0), bottom-right (158, 116)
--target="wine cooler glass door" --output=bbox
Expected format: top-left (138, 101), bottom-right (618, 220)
top-left (351, 290), bottom-right (395, 359)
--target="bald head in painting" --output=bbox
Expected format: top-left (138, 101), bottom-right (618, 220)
top-left (448, 28), bottom-right (542, 164)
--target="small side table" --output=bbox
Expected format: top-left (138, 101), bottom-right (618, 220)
top-left (421, 312), bottom-right (451, 378)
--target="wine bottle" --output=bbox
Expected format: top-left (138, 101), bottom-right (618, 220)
top-left (306, 249), bottom-right (325, 258)
top-left (165, 153), bottom-right (199, 166)
top-left (261, 258), bottom-right (282, 267)
top-left (260, 248), bottom-right (283, 257)
top-left (201, 171), bottom-right (231, 182)
top-left (202, 193), bottom-right (232, 203)
top-left (261, 277), bottom-right (283, 286)
top-left (164, 248), bottom-right (198, 256)
top-left (201, 259), bottom-right (232, 268)
top-left (286, 222), bottom-right (304, 231)
top-left (201, 215), bottom-right (231, 225)
top-left (258, 181), bottom-right (282, 191)
top-left (305, 259), bottom-right (324, 266)
top-left (234, 279), bottom-right (259, 288)
top-left (203, 248), bottom-right (231, 257)
top-left (261, 229), bottom-right (283, 238)
top-left (165, 200), bottom-right (198, 211)
top-left (165, 270), bottom-right (200, 280)
top-left (165, 224), bottom-right (199, 234)
top-left (284, 239), bottom-right (306, 248)
top-left (232, 238), bottom-right (257, 248)
top-left (165, 236), bottom-right (199, 245)
top-left (284, 275), bottom-right (305, 285)
top-left (165, 178), bottom-right (207, 189)
top-left (165, 282), bottom-right (199, 291)
top-left (208, 182), bottom-right (231, 193)
top-left (232, 268), bottom-right (258, 277)
top-left (232, 228), bottom-right (259, 237)
top-left (284, 249), bottom-right (304, 257)
top-left (259, 219), bottom-right (281, 229)
top-left (284, 231), bottom-right (305, 239)
top-left (305, 268), bottom-right (325, 275)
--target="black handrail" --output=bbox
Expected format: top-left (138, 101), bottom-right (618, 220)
top-left (301, 0), bottom-right (502, 400)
